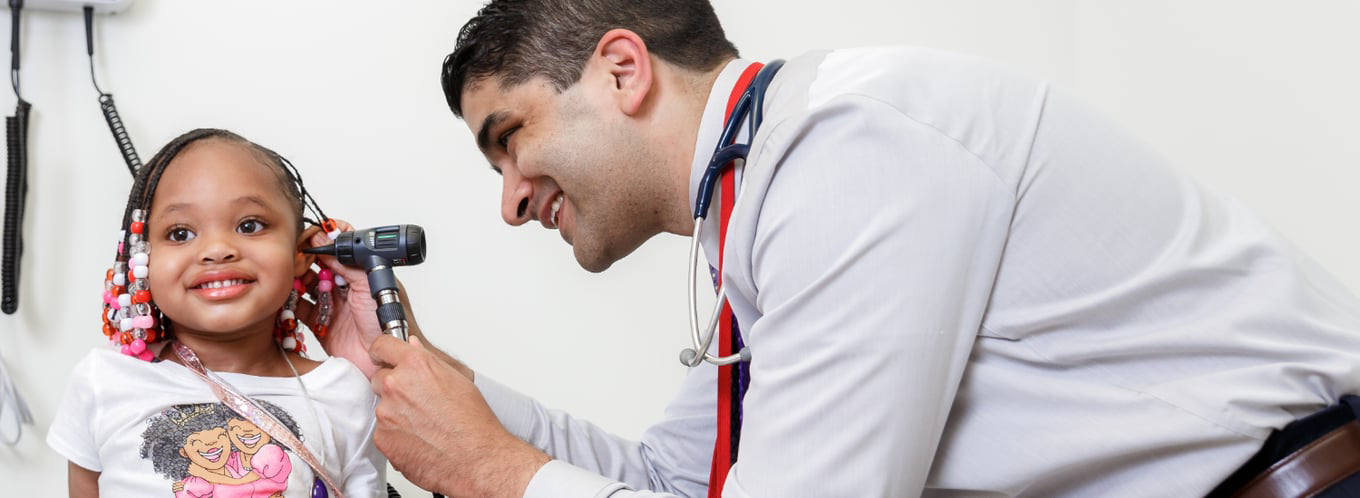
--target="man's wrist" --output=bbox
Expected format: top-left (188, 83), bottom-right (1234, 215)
top-left (470, 438), bottom-right (551, 498)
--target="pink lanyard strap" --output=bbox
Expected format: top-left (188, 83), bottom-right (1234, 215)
top-left (172, 341), bottom-right (345, 498)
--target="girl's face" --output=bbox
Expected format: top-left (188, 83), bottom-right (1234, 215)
top-left (146, 139), bottom-right (301, 339)
top-left (179, 426), bottom-right (232, 471)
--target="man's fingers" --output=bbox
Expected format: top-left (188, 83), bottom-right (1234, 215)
top-left (369, 334), bottom-right (412, 368)
top-left (371, 367), bottom-right (392, 397)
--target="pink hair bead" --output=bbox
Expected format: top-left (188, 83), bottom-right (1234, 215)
top-left (318, 280), bottom-right (333, 292)
top-left (129, 339), bottom-right (147, 355)
top-left (293, 279), bottom-right (306, 293)
top-left (120, 345), bottom-right (132, 356)
top-left (102, 290), bottom-right (114, 304)
top-left (318, 269), bottom-right (333, 281)
top-left (138, 350), bottom-right (154, 362)
top-left (132, 315), bottom-right (155, 329)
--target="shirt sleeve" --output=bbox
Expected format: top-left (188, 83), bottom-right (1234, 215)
top-left (476, 358), bottom-right (718, 498)
top-left (252, 444), bottom-right (290, 481)
top-left (46, 351), bottom-right (103, 472)
top-left (719, 95), bottom-right (1014, 496)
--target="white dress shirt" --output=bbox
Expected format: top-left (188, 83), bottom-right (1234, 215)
top-left (476, 47), bottom-right (1360, 497)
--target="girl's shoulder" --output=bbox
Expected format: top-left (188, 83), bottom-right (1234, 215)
top-left (76, 345), bottom-right (181, 380)
top-left (308, 356), bottom-right (371, 389)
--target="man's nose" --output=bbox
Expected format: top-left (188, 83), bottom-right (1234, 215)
top-left (501, 169), bottom-right (534, 226)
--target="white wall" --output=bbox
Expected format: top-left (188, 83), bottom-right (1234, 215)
top-left (1, 1), bottom-right (1356, 496)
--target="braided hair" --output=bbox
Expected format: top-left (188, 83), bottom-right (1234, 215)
top-left (100, 128), bottom-right (330, 353)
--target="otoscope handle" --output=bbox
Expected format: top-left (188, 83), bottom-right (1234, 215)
top-left (365, 261), bottom-right (409, 340)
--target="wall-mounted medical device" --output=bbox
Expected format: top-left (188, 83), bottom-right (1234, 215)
top-left (7, 0), bottom-right (132, 14)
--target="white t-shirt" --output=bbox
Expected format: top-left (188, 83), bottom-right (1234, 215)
top-left (47, 347), bottom-right (386, 497)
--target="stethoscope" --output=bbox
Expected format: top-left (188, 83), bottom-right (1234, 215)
top-left (680, 60), bottom-right (785, 368)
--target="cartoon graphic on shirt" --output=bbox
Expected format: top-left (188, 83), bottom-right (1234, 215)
top-left (139, 401), bottom-right (302, 497)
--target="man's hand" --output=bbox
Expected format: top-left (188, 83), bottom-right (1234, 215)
top-left (370, 335), bottom-right (551, 497)
top-left (296, 219), bottom-right (384, 377)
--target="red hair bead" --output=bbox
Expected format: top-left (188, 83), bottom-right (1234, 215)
top-left (134, 290), bottom-right (151, 304)
top-left (130, 221), bottom-right (144, 234)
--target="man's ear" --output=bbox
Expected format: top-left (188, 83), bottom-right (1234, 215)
top-left (594, 28), bottom-right (653, 116)
top-left (294, 225), bottom-right (323, 277)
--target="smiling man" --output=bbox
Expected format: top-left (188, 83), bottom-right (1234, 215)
top-left (345, 0), bottom-right (1360, 496)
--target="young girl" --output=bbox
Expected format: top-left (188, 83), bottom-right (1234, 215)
top-left (47, 128), bottom-right (385, 497)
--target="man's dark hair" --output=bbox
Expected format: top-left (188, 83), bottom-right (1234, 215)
top-left (442, 0), bottom-right (740, 118)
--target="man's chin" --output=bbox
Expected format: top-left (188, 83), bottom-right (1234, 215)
top-left (573, 242), bottom-right (619, 273)
top-left (575, 252), bottom-right (615, 273)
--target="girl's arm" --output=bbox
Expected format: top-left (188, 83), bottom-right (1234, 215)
top-left (68, 461), bottom-right (100, 498)
top-left (187, 465), bottom-right (259, 485)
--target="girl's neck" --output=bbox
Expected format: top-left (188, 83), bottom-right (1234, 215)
top-left (163, 323), bottom-right (318, 377)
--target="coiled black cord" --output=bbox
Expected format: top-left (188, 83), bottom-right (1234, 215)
top-left (85, 6), bottom-right (140, 177)
top-left (2, 100), bottom-right (27, 315)
top-left (97, 93), bottom-right (141, 175)
top-left (2, 0), bottom-right (26, 315)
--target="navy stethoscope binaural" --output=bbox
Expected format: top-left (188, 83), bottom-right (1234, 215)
top-left (681, 60), bottom-right (785, 368)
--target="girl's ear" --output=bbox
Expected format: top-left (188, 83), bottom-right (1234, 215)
top-left (294, 225), bottom-right (323, 276)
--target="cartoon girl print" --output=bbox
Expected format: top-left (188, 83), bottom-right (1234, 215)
top-left (140, 401), bottom-right (302, 497)
top-left (226, 415), bottom-right (292, 496)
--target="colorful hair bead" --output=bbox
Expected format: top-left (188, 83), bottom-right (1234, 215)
top-left (322, 219), bottom-right (341, 240)
top-left (274, 283), bottom-right (306, 354)
top-left (315, 269), bottom-right (334, 340)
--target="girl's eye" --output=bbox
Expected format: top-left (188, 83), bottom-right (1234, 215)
top-left (168, 227), bottom-right (196, 242)
top-left (237, 219), bottom-right (266, 234)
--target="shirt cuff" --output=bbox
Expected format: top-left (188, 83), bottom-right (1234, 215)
top-left (524, 460), bottom-right (632, 498)
top-left (473, 374), bottom-right (541, 444)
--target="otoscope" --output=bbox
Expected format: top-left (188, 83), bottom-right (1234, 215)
top-left (308, 225), bottom-right (444, 497)
top-left (303, 225), bottom-right (426, 340)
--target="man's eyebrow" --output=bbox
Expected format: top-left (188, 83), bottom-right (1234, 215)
top-left (476, 111), bottom-right (508, 153)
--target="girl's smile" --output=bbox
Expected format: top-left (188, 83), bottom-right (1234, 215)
top-left (188, 270), bottom-right (257, 301)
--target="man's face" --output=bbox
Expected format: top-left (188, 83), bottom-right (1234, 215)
top-left (461, 75), bottom-right (666, 272)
